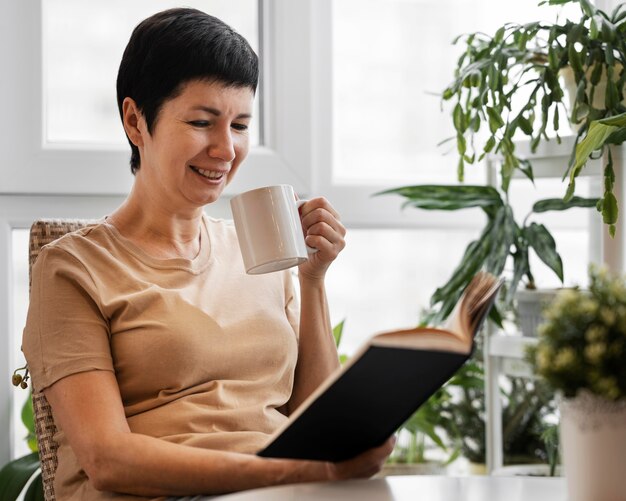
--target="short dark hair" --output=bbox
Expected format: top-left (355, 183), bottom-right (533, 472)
top-left (116, 8), bottom-right (259, 174)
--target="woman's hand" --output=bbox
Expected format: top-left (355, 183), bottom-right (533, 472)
top-left (297, 197), bottom-right (346, 281)
top-left (325, 436), bottom-right (396, 480)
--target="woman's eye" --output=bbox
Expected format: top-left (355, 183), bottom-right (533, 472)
top-left (231, 123), bottom-right (249, 132)
top-left (188, 120), bottom-right (210, 128)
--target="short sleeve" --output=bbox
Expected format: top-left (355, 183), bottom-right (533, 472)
top-left (22, 245), bottom-right (114, 392)
top-left (283, 270), bottom-right (300, 342)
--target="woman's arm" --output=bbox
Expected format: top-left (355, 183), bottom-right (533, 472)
top-left (287, 197), bottom-right (346, 412)
top-left (45, 370), bottom-right (393, 497)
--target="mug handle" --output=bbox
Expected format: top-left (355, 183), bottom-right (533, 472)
top-left (296, 199), bottom-right (319, 254)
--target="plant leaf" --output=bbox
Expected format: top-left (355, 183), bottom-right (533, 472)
top-left (532, 196), bottom-right (600, 213)
top-left (524, 223), bottom-right (564, 282)
top-left (602, 191), bottom-right (619, 225)
top-left (486, 206), bottom-right (515, 275)
top-left (453, 103), bottom-right (466, 132)
top-left (432, 214), bottom-right (497, 312)
top-left (21, 393), bottom-right (38, 453)
top-left (332, 319), bottom-right (345, 349)
top-left (376, 185), bottom-right (503, 211)
top-left (487, 107), bottom-right (504, 133)
top-left (508, 240), bottom-right (530, 303)
top-left (403, 410), bottom-right (447, 450)
top-left (447, 374), bottom-right (484, 390)
top-left (0, 452), bottom-right (40, 501)
top-left (597, 112), bottom-right (626, 127)
top-left (605, 127), bottom-right (626, 145)
top-left (568, 120), bottom-right (620, 196)
top-left (24, 473), bottom-right (43, 501)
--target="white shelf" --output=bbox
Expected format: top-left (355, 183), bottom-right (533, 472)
top-left (485, 332), bottom-right (541, 473)
top-left (488, 333), bottom-right (538, 359)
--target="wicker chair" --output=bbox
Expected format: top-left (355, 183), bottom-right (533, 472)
top-left (28, 219), bottom-right (96, 501)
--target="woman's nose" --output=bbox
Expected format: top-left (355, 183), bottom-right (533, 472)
top-left (208, 128), bottom-right (236, 162)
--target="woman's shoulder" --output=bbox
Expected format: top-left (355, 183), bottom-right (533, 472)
top-left (35, 221), bottom-right (115, 266)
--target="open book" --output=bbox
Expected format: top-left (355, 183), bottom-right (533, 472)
top-left (258, 272), bottom-right (502, 462)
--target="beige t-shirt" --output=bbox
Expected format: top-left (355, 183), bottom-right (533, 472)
top-left (22, 216), bottom-right (300, 500)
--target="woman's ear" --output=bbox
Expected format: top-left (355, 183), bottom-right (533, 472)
top-left (122, 97), bottom-right (145, 147)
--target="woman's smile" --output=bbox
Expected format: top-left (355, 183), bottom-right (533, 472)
top-left (188, 165), bottom-right (229, 183)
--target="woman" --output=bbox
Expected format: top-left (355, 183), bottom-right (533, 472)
top-left (22, 8), bottom-right (393, 500)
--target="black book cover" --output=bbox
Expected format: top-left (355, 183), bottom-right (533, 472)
top-left (258, 346), bottom-right (468, 462)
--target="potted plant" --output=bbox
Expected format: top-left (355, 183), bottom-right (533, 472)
top-left (442, 0), bottom-right (626, 235)
top-left (437, 332), bottom-right (558, 473)
top-left (378, 184), bottom-right (598, 332)
top-left (527, 265), bottom-right (626, 500)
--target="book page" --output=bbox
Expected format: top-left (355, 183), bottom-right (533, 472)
top-left (370, 327), bottom-right (470, 353)
top-left (370, 272), bottom-right (501, 352)
top-left (443, 271), bottom-right (502, 339)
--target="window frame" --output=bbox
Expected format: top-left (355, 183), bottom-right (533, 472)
top-left (0, 0), bottom-right (315, 196)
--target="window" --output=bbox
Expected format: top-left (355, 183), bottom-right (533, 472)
top-left (1, 1), bottom-right (311, 195)
top-left (331, 0), bottom-right (581, 186)
top-left (325, 0), bottom-right (599, 352)
top-left (43, 0), bottom-right (260, 147)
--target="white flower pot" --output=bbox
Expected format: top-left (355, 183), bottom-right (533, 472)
top-left (560, 392), bottom-right (626, 501)
top-left (515, 288), bottom-right (558, 337)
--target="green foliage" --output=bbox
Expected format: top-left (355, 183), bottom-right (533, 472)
top-left (439, 340), bottom-right (558, 465)
top-left (569, 111), bottom-right (626, 237)
top-left (378, 184), bottom-right (598, 321)
top-left (0, 393), bottom-right (43, 501)
top-left (332, 319), bottom-right (345, 349)
top-left (387, 387), bottom-right (460, 465)
top-left (528, 265), bottom-right (626, 400)
top-left (0, 453), bottom-right (40, 501)
top-left (21, 394), bottom-right (38, 453)
top-left (541, 424), bottom-right (560, 477)
top-left (443, 0), bottom-right (626, 232)
top-left (332, 319), bottom-right (349, 365)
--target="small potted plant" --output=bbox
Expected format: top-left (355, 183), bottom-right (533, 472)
top-left (442, 0), bottom-right (626, 233)
top-left (528, 265), bottom-right (626, 501)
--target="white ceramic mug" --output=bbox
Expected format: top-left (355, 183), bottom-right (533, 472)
top-left (230, 185), bottom-right (317, 274)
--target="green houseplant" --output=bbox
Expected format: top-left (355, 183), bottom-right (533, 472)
top-left (443, 0), bottom-right (626, 235)
top-left (527, 265), bottom-right (626, 499)
top-left (378, 184), bottom-right (598, 325)
top-left (436, 331), bottom-right (558, 470)
top-left (377, 0), bottom-right (625, 474)
top-left (528, 265), bottom-right (626, 399)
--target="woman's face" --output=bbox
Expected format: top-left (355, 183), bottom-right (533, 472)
top-left (135, 79), bottom-right (254, 209)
